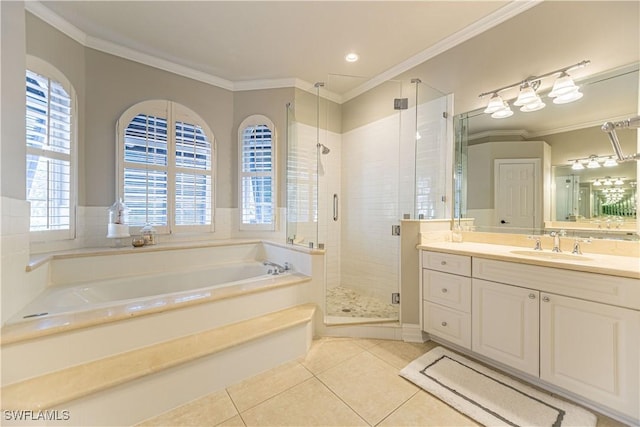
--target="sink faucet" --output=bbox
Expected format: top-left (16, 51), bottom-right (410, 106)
top-left (263, 260), bottom-right (290, 275)
top-left (572, 238), bottom-right (591, 255)
top-left (527, 235), bottom-right (543, 251)
top-left (549, 230), bottom-right (566, 253)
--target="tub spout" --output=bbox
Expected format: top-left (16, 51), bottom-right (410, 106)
top-left (263, 261), bottom-right (290, 275)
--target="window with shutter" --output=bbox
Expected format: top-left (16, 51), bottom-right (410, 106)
top-left (238, 116), bottom-right (276, 230)
top-left (25, 59), bottom-right (76, 239)
top-left (118, 101), bottom-right (214, 233)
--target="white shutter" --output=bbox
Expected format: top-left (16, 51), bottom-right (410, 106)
top-left (239, 121), bottom-right (275, 229)
top-left (26, 69), bottom-right (73, 234)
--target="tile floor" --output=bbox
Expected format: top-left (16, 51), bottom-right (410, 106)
top-left (137, 337), bottom-right (628, 427)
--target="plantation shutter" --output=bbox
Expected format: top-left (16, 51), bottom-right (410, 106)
top-left (26, 70), bottom-right (73, 232)
top-left (240, 124), bottom-right (274, 227)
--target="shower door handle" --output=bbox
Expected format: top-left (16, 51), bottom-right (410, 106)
top-left (333, 194), bottom-right (339, 221)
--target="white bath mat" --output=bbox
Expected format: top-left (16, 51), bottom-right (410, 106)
top-left (400, 346), bottom-right (596, 427)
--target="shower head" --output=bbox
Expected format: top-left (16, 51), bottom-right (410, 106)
top-left (317, 143), bottom-right (330, 155)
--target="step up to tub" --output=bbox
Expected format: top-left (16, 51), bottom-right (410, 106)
top-left (1, 304), bottom-right (316, 424)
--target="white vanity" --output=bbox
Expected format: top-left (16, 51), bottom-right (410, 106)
top-left (419, 242), bottom-right (640, 425)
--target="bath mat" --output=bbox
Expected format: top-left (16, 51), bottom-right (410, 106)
top-left (400, 346), bottom-right (596, 427)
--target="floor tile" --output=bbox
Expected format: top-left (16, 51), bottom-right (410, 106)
top-left (227, 360), bottom-right (313, 412)
top-left (216, 414), bottom-right (246, 427)
top-left (317, 351), bottom-right (419, 425)
top-left (136, 389), bottom-right (238, 427)
top-left (299, 337), bottom-right (365, 375)
top-left (368, 339), bottom-right (438, 370)
top-left (378, 390), bottom-right (480, 427)
top-left (239, 377), bottom-right (367, 426)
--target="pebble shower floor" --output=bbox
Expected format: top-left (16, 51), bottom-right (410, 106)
top-left (326, 286), bottom-right (399, 320)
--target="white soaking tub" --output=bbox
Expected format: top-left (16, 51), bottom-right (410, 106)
top-left (11, 261), bottom-right (287, 322)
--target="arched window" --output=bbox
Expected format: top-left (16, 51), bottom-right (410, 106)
top-left (26, 56), bottom-right (77, 239)
top-left (117, 100), bottom-right (215, 233)
top-left (238, 115), bottom-right (276, 230)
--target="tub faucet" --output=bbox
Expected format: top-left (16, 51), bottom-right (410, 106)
top-left (263, 261), bottom-right (289, 275)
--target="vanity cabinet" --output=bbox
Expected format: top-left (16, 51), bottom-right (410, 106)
top-left (420, 251), bottom-right (640, 423)
top-left (421, 252), bottom-right (471, 349)
top-left (540, 292), bottom-right (640, 418)
top-left (471, 279), bottom-right (539, 376)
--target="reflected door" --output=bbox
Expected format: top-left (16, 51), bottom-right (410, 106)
top-left (495, 159), bottom-right (538, 229)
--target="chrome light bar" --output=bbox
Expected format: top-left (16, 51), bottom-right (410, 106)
top-left (601, 116), bottom-right (640, 162)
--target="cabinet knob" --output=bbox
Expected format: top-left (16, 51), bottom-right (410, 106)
top-left (542, 296), bottom-right (550, 302)
top-left (528, 293), bottom-right (536, 299)
top-left (441, 288), bottom-right (448, 293)
top-left (441, 261), bottom-right (447, 265)
top-left (441, 321), bottom-right (448, 327)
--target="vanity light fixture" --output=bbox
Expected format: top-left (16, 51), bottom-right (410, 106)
top-left (592, 179), bottom-right (601, 186)
top-left (478, 60), bottom-right (589, 118)
top-left (603, 157), bottom-right (618, 167)
top-left (602, 177), bottom-right (613, 186)
top-left (491, 101), bottom-right (514, 119)
top-left (614, 177), bottom-right (624, 185)
top-left (571, 159), bottom-right (585, 170)
top-left (586, 155), bottom-right (601, 169)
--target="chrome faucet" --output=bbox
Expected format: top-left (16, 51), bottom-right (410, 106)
top-left (572, 238), bottom-right (591, 255)
top-left (527, 235), bottom-right (543, 251)
top-left (549, 230), bottom-right (566, 253)
top-left (263, 260), bottom-right (290, 275)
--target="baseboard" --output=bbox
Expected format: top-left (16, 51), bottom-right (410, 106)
top-left (401, 323), bottom-right (428, 343)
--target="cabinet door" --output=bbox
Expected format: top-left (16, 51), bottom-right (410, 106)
top-left (472, 279), bottom-right (539, 376)
top-left (540, 293), bottom-right (640, 420)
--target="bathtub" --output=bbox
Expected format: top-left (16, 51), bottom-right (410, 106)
top-left (2, 240), bottom-right (319, 345)
top-left (9, 261), bottom-right (290, 324)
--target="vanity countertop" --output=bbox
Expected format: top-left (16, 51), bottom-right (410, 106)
top-left (418, 241), bottom-right (640, 280)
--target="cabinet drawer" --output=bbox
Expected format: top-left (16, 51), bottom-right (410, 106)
top-left (423, 269), bottom-right (471, 312)
top-left (423, 301), bottom-right (471, 349)
top-left (473, 258), bottom-right (640, 310)
top-left (422, 251), bottom-right (471, 276)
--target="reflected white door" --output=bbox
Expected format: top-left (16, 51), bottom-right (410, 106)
top-left (494, 159), bottom-right (538, 229)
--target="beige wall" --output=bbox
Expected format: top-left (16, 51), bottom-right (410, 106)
top-left (24, 13), bottom-right (303, 210)
top-left (1, 2), bottom-right (27, 200)
top-left (84, 48), bottom-right (235, 207)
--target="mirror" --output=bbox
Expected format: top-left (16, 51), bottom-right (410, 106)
top-left (455, 64), bottom-right (639, 240)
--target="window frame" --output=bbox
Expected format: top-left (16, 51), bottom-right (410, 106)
top-left (26, 56), bottom-right (78, 241)
top-left (116, 100), bottom-right (216, 234)
top-left (238, 115), bottom-right (277, 231)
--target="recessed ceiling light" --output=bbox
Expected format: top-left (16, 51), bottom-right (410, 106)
top-left (345, 53), bottom-right (359, 63)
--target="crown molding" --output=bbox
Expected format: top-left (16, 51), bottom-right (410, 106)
top-left (85, 35), bottom-right (235, 91)
top-left (342, 0), bottom-right (542, 103)
top-left (25, 0), bottom-right (87, 45)
top-left (25, 0), bottom-right (538, 104)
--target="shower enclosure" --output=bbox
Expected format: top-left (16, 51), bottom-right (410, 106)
top-left (287, 76), bottom-right (450, 325)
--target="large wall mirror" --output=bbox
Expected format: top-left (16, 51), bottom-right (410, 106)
top-left (455, 63), bottom-right (639, 240)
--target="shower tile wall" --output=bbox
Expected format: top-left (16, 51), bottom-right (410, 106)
top-left (341, 114), bottom-right (401, 302)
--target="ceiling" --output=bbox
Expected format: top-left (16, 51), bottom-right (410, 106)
top-left (31, 0), bottom-right (519, 99)
top-left (27, 0), bottom-right (639, 132)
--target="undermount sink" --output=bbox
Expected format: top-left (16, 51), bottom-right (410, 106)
top-left (510, 250), bottom-right (593, 262)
